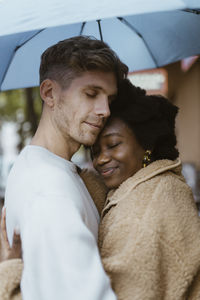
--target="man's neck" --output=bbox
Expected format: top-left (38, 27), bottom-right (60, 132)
top-left (30, 116), bottom-right (80, 161)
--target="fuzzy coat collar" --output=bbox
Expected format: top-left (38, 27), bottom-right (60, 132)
top-left (103, 158), bottom-right (182, 214)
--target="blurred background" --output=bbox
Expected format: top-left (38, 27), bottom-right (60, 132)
top-left (0, 55), bottom-right (200, 210)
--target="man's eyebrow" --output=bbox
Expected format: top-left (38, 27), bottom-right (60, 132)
top-left (84, 85), bottom-right (117, 96)
top-left (84, 85), bottom-right (103, 90)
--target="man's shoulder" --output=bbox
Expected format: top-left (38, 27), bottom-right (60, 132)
top-left (6, 145), bottom-right (76, 195)
top-left (9, 145), bottom-right (71, 176)
top-left (5, 146), bottom-right (84, 212)
top-left (8, 145), bottom-right (47, 172)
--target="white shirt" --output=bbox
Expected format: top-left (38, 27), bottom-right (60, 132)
top-left (5, 145), bottom-right (116, 300)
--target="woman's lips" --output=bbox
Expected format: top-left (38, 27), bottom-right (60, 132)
top-left (99, 167), bottom-right (118, 177)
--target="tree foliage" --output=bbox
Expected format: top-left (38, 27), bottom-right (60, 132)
top-left (0, 87), bottom-right (42, 151)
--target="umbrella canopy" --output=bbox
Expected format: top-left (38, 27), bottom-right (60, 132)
top-left (0, 0), bottom-right (189, 36)
top-left (0, 0), bottom-right (200, 91)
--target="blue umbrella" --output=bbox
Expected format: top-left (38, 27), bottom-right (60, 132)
top-left (0, 0), bottom-right (200, 91)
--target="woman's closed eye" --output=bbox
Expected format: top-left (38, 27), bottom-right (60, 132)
top-left (108, 142), bottom-right (122, 149)
top-left (91, 142), bottom-right (121, 158)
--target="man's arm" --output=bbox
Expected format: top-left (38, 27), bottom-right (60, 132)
top-left (21, 195), bottom-right (116, 300)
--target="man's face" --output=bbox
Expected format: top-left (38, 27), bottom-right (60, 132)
top-left (52, 71), bottom-right (117, 146)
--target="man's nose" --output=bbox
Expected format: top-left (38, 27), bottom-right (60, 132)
top-left (95, 96), bottom-right (110, 118)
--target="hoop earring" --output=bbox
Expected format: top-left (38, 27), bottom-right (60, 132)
top-left (142, 150), bottom-right (152, 168)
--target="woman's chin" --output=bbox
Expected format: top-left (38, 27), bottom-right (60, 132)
top-left (104, 177), bottom-right (123, 190)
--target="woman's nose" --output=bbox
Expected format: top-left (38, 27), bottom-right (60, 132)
top-left (97, 151), bottom-right (111, 165)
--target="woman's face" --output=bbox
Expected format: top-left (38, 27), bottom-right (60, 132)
top-left (92, 117), bottom-right (145, 189)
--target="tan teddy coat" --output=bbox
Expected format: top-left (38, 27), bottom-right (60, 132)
top-left (0, 259), bottom-right (22, 300)
top-left (98, 159), bottom-right (200, 300)
top-left (1, 159), bottom-right (200, 300)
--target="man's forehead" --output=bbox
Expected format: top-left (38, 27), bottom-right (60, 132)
top-left (77, 70), bottom-right (116, 83)
top-left (78, 73), bottom-right (117, 94)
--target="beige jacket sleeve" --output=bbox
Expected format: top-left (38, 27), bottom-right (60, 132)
top-left (80, 169), bottom-right (108, 215)
top-left (99, 175), bottom-right (200, 300)
top-left (0, 259), bottom-right (23, 300)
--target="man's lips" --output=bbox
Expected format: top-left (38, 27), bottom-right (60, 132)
top-left (98, 167), bottom-right (118, 177)
top-left (84, 121), bottom-right (103, 130)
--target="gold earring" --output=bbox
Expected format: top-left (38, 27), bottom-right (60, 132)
top-left (143, 150), bottom-right (152, 168)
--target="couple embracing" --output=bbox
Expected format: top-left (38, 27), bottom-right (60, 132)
top-left (1, 36), bottom-right (200, 300)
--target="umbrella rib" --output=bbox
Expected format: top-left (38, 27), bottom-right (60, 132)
top-left (0, 29), bottom-right (44, 90)
top-left (0, 48), bottom-right (19, 90)
top-left (97, 20), bottom-right (103, 41)
top-left (80, 22), bottom-right (86, 35)
top-left (15, 29), bottom-right (45, 51)
top-left (117, 17), bottom-right (158, 68)
top-left (182, 9), bottom-right (200, 15)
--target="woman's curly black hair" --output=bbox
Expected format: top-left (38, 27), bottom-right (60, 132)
top-left (110, 79), bottom-right (179, 161)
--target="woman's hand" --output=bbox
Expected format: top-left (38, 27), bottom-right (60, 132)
top-left (0, 207), bottom-right (22, 262)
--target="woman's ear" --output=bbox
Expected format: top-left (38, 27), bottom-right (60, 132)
top-left (40, 79), bottom-right (56, 109)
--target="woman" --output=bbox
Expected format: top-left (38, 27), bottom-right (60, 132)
top-left (1, 79), bottom-right (200, 299)
top-left (91, 79), bottom-right (200, 299)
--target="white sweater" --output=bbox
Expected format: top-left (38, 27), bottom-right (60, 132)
top-left (5, 145), bottom-right (116, 300)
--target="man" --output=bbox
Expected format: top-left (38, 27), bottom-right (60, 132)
top-left (5, 36), bottom-right (128, 300)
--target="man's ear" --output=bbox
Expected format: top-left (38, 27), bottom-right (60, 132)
top-left (40, 79), bottom-right (57, 108)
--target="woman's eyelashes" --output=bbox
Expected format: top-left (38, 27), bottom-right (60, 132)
top-left (92, 141), bottom-right (122, 158)
top-left (108, 142), bottom-right (122, 149)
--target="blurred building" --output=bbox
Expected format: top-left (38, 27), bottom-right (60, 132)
top-left (129, 57), bottom-right (200, 208)
top-left (129, 68), bottom-right (168, 96)
top-left (165, 57), bottom-right (200, 168)
top-left (129, 56), bottom-right (200, 170)
top-left (166, 57), bottom-right (200, 209)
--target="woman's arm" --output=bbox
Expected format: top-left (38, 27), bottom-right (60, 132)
top-left (80, 169), bottom-right (108, 215)
top-left (0, 207), bottom-right (23, 300)
top-left (0, 207), bottom-right (22, 262)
